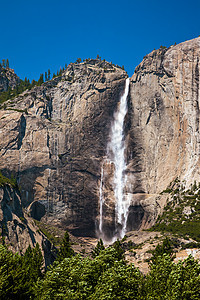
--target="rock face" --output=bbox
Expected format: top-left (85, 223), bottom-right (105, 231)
top-left (0, 66), bottom-right (20, 93)
top-left (0, 184), bottom-right (56, 266)
top-left (128, 37), bottom-right (200, 194)
top-left (0, 59), bottom-right (127, 237)
top-left (1, 37), bottom-right (200, 241)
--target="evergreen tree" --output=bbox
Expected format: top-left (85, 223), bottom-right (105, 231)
top-left (45, 71), bottom-right (48, 82)
top-left (2, 59), bottom-right (5, 67)
top-left (6, 59), bottom-right (9, 68)
top-left (92, 239), bottom-right (105, 258)
top-left (48, 69), bottom-right (51, 80)
top-left (113, 239), bottom-right (125, 260)
top-left (150, 237), bottom-right (175, 264)
top-left (76, 58), bottom-right (82, 63)
top-left (37, 74), bottom-right (44, 86)
top-left (56, 231), bottom-right (74, 261)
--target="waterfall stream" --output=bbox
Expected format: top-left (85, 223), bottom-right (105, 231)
top-left (99, 78), bottom-right (130, 241)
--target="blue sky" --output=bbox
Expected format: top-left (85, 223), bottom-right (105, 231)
top-left (1, 0), bottom-right (200, 81)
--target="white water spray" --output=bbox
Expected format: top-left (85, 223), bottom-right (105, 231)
top-left (99, 78), bottom-right (130, 240)
top-left (99, 166), bottom-right (104, 234)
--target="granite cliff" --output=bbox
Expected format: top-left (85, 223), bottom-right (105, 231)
top-left (0, 65), bottom-right (20, 93)
top-left (0, 37), bottom-right (200, 244)
top-left (0, 59), bottom-right (127, 238)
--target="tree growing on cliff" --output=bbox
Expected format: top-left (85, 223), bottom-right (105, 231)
top-left (37, 74), bottom-right (44, 86)
top-left (6, 59), bottom-right (9, 68)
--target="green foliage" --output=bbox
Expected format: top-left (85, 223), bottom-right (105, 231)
top-left (0, 171), bottom-right (17, 188)
top-left (152, 180), bottom-right (200, 242)
top-left (76, 58), bottom-right (82, 63)
top-left (33, 220), bottom-right (62, 246)
top-left (160, 45), bottom-right (167, 49)
top-left (34, 246), bottom-right (127, 299)
top-left (56, 231), bottom-right (74, 261)
top-left (0, 78), bottom-right (32, 105)
top-left (0, 243), bottom-right (43, 299)
top-left (113, 239), bottom-right (125, 260)
top-left (0, 239), bottom-right (200, 299)
top-left (145, 254), bottom-right (200, 299)
top-left (150, 237), bottom-right (175, 264)
top-left (92, 261), bottom-right (143, 300)
top-left (6, 59), bottom-right (9, 68)
top-left (92, 239), bottom-right (105, 258)
top-left (37, 74), bottom-right (44, 86)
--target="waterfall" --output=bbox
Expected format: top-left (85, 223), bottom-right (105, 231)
top-left (99, 78), bottom-right (130, 241)
top-left (99, 166), bottom-right (104, 234)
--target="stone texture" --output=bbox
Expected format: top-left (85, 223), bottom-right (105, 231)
top-left (0, 59), bottom-right (127, 237)
top-left (129, 37), bottom-right (200, 195)
top-left (1, 37), bottom-right (200, 242)
top-left (0, 66), bottom-right (20, 93)
top-left (0, 184), bottom-right (56, 265)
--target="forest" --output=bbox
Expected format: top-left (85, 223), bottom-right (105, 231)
top-left (0, 234), bottom-right (200, 300)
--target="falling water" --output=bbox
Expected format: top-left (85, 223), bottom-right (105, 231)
top-left (99, 78), bottom-right (130, 240)
top-left (99, 166), bottom-right (104, 234)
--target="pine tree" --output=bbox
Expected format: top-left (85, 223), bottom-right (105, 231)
top-left (2, 59), bottom-right (5, 67)
top-left (76, 58), bottom-right (82, 63)
top-left (48, 69), bottom-right (51, 80)
top-left (37, 74), bottom-right (44, 86)
top-left (57, 231), bottom-right (74, 261)
top-left (113, 239), bottom-right (125, 260)
top-left (92, 239), bottom-right (105, 258)
top-left (6, 59), bottom-right (9, 68)
top-left (45, 71), bottom-right (48, 82)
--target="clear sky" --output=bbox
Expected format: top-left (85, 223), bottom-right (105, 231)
top-left (1, 0), bottom-right (200, 81)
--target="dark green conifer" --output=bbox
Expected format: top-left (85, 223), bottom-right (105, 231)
top-left (45, 71), bottom-right (48, 81)
top-left (92, 238), bottom-right (105, 258)
top-left (48, 69), bottom-right (51, 80)
top-left (37, 74), bottom-right (44, 86)
top-left (6, 59), bottom-right (9, 68)
top-left (57, 231), bottom-right (74, 261)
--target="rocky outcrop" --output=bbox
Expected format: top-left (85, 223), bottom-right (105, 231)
top-left (0, 66), bottom-right (20, 93)
top-left (0, 59), bottom-right (127, 236)
top-left (1, 37), bottom-right (200, 242)
top-left (0, 184), bottom-right (56, 265)
top-left (128, 37), bottom-right (200, 196)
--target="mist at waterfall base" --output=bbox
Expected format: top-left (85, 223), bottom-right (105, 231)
top-left (98, 78), bottom-right (131, 243)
